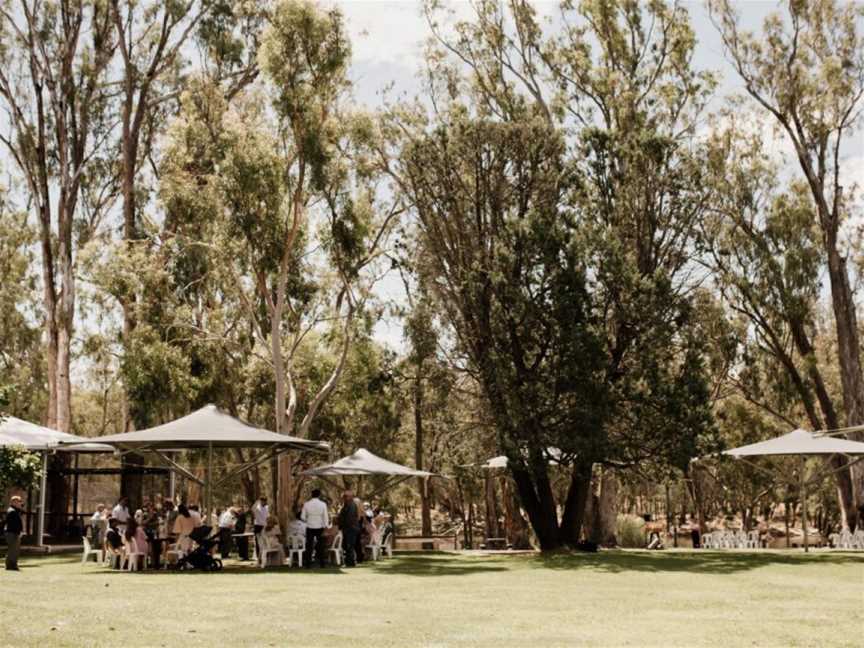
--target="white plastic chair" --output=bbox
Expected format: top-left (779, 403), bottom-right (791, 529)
top-left (701, 532), bottom-right (714, 549)
top-left (328, 532), bottom-right (344, 566)
top-left (366, 534), bottom-right (383, 561)
top-left (257, 533), bottom-right (282, 568)
top-left (82, 536), bottom-right (104, 565)
top-left (287, 535), bottom-right (305, 567)
top-left (382, 534), bottom-right (393, 558)
top-left (745, 530), bottom-right (761, 549)
top-left (125, 537), bottom-right (147, 572)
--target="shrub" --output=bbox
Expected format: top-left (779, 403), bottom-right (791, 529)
top-left (617, 514), bottom-right (646, 548)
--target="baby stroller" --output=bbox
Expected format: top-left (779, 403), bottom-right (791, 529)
top-left (174, 525), bottom-right (223, 571)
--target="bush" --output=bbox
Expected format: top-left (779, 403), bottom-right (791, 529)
top-left (617, 514), bottom-right (646, 548)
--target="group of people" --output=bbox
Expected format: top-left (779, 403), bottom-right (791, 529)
top-left (83, 490), bottom-right (391, 570)
top-left (90, 496), bottom-right (219, 569)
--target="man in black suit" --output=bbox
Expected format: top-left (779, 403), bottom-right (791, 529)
top-left (4, 495), bottom-right (24, 571)
top-left (234, 507), bottom-right (250, 560)
top-left (337, 491), bottom-right (359, 567)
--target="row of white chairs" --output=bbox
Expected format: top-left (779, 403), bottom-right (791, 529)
top-left (701, 530), bottom-right (761, 549)
top-left (828, 529), bottom-right (864, 550)
top-left (258, 532), bottom-right (393, 568)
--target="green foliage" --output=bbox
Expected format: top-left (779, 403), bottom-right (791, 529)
top-left (0, 445), bottom-right (42, 492)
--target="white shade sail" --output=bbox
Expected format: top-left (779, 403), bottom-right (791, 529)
top-left (723, 429), bottom-right (864, 458)
top-left (61, 404), bottom-right (329, 452)
top-left (0, 416), bottom-right (112, 453)
top-left (303, 448), bottom-right (433, 477)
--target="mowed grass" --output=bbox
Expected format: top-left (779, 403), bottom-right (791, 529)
top-left (0, 550), bottom-right (862, 648)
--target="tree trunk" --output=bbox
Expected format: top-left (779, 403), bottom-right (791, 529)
top-left (510, 467), bottom-right (562, 550)
top-left (483, 472), bottom-right (501, 540)
top-left (595, 468), bottom-right (619, 546)
top-left (414, 367), bottom-right (432, 536)
top-left (501, 476), bottom-right (531, 549)
top-left (559, 461), bottom-right (594, 545)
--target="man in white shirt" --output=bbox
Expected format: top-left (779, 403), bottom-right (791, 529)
top-left (218, 507), bottom-right (237, 559)
top-left (301, 489), bottom-right (329, 567)
top-left (111, 497), bottom-right (130, 531)
top-left (252, 496), bottom-right (269, 558)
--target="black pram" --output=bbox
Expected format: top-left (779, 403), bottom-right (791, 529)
top-left (174, 525), bottom-right (223, 571)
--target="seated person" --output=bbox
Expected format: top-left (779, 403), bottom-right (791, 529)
top-left (285, 509), bottom-right (306, 544)
top-left (261, 515), bottom-right (285, 566)
top-left (173, 504), bottom-right (197, 553)
top-left (105, 518), bottom-right (124, 568)
top-left (322, 522), bottom-right (339, 549)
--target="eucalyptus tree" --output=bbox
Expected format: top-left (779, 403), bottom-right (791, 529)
top-left (0, 0), bottom-right (116, 434)
top-left (160, 0), bottom-right (399, 519)
top-left (701, 114), bottom-right (859, 528)
top-left (708, 0), bottom-right (864, 448)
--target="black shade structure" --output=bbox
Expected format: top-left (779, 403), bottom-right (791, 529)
top-left (61, 404), bottom-right (329, 515)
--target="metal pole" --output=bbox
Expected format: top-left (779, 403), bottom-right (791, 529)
top-left (36, 451), bottom-right (48, 548)
top-left (169, 463), bottom-right (176, 502)
top-left (801, 456), bottom-right (809, 553)
top-left (206, 442), bottom-right (213, 521)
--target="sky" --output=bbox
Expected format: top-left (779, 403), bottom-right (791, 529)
top-left (330, 0), bottom-right (864, 351)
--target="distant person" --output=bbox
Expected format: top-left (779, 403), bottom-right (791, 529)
top-left (4, 495), bottom-right (24, 571)
top-left (234, 507), bottom-right (250, 561)
top-left (218, 507), bottom-right (237, 559)
top-left (262, 515), bottom-right (285, 566)
top-left (124, 518), bottom-right (149, 570)
top-left (302, 489), bottom-right (329, 568)
top-left (337, 490), bottom-right (360, 567)
top-left (90, 504), bottom-right (106, 546)
top-left (105, 518), bottom-right (124, 569)
top-left (162, 500), bottom-right (177, 536)
top-left (690, 518), bottom-right (701, 549)
top-left (286, 508), bottom-right (306, 540)
top-left (253, 496), bottom-right (269, 557)
top-left (188, 504), bottom-right (203, 528)
top-left (173, 504), bottom-right (196, 552)
top-left (112, 497), bottom-right (130, 530)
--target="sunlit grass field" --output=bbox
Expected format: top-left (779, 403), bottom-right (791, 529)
top-left (0, 550), bottom-right (861, 647)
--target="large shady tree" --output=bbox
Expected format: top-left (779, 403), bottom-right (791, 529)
top-left (387, 0), bottom-right (718, 550)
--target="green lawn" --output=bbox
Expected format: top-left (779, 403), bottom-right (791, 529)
top-left (1, 550), bottom-right (862, 647)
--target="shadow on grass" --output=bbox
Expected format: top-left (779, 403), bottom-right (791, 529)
top-left (534, 550), bottom-right (864, 574)
top-left (18, 550), bottom-right (864, 578)
top-left (366, 554), bottom-right (509, 577)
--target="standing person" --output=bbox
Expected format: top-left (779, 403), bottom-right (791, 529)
top-left (301, 489), bottom-right (329, 568)
top-left (218, 506), bottom-right (237, 559)
top-left (234, 507), bottom-right (250, 561)
top-left (4, 495), bottom-right (24, 571)
top-left (690, 517), bottom-right (701, 549)
top-left (252, 496), bottom-right (269, 558)
top-left (337, 490), bottom-right (359, 567)
top-left (112, 497), bottom-right (130, 532)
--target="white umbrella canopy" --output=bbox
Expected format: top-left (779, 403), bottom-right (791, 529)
top-left (713, 428), bottom-right (864, 552)
top-left (0, 416), bottom-right (112, 548)
top-left (67, 404), bottom-right (328, 451)
top-left (0, 416), bottom-right (112, 452)
top-left (303, 448), bottom-right (436, 498)
top-left (303, 448), bottom-right (433, 477)
top-left (724, 429), bottom-right (864, 457)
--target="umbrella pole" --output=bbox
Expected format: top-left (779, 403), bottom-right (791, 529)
top-left (800, 456), bottom-right (808, 553)
top-left (206, 441), bottom-right (213, 521)
top-left (36, 450), bottom-right (48, 548)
